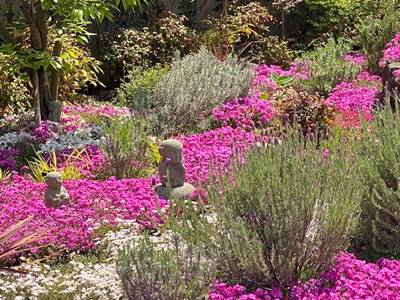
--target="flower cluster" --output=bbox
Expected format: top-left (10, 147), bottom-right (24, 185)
top-left (212, 95), bottom-right (275, 129)
top-left (180, 126), bottom-right (259, 185)
top-left (61, 103), bottom-right (130, 132)
top-left (379, 33), bottom-right (400, 69)
top-left (211, 252), bottom-right (400, 300)
top-left (343, 53), bottom-right (366, 66)
top-left (325, 71), bottom-right (382, 127)
top-left (31, 121), bottom-right (59, 143)
top-left (291, 252), bottom-right (400, 299)
top-left (252, 62), bottom-right (308, 92)
top-left (0, 148), bottom-right (19, 170)
top-left (210, 281), bottom-right (282, 300)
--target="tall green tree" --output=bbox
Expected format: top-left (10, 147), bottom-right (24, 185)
top-left (0, 0), bottom-right (145, 125)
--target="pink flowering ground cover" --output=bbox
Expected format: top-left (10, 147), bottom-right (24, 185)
top-left (212, 94), bottom-right (275, 130)
top-left (0, 175), bottom-right (165, 251)
top-left (61, 103), bottom-right (130, 132)
top-left (325, 71), bottom-right (382, 128)
top-left (252, 63), bottom-right (308, 92)
top-left (0, 127), bottom-right (258, 253)
top-left (211, 253), bottom-right (400, 300)
top-left (343, 53), bottom-right (366, 67)
top-left (379, 33), bottom-right (400, 69)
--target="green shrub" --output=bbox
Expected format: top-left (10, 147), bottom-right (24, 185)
top-left (98, 118), bottom-right (156, 179)
top-left (147, 47), bottom-right (254, 136)
top-left (356, 0), bottom-right (400, 72)
top-left (205, 132), bottom-right (362, 291)
top-left (117, 67), bottom-right (168, 112)
top-left (117, 234), bottom-right (213, 300)
top-left (98, 12), bottom-right (198, 86)
top-left (298, 37), bottom-right (361, 96)
top-left (202, 2), bottom-right (273, 60)
top-left (0, 53), bottom-right (30, 116)
top-left (355, 98), bottom-right (400, 259)
top-left (247, 35), bottom-right (294, 68)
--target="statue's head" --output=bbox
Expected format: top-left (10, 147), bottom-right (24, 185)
top-left (159, 139), bottom-right (183, 163)
top-left (45, 171), bottom-right (63, 190)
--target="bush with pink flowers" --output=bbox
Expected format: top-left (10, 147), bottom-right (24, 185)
top-left (325, 71), bottom-right (382, 127)
top-left (212, 94), bottom-right (275, 130)
top-left (379, 33), bottom-right (400, 69)
top-left (210, 252), bottom-right (400, 300)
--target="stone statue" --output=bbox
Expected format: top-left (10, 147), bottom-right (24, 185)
top-left (48, 100), bottom-right (62, 122)
top-left (44, 171), bottom-right (70, 208)
top-left (154, 139), bottom-right (195, 200)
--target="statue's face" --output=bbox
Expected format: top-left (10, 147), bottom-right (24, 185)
top-left (159, 146), bottom-right (182, 163)
top-left (46, 176), bottom-right (61, 190)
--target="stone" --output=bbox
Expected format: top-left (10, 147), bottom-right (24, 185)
top-left (44, 171), bottom-right (70, 208)
top-left (154, 139), bottom-right (196, 200)
top-left (48, 100), bottom-right (62, 122)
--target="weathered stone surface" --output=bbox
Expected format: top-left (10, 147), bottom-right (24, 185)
top-left (155, 139), bottom-right (196, 200)
top-left (44, 171), bottom-right (70, 208)
top-left (48, 100), bottom-right (62, 122)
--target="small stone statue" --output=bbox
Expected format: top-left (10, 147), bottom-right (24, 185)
top-left (154, 139), bottom-right (195, 200)
top-left (48, 100), bottom-right (62, 122)
top-left (44, 171), bottom-right (70, 208)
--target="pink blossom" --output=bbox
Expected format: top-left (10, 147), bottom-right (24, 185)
top-left (325, 71), bottom-right (382, 127)
top-left (343, 53), bottom-right (366, 66)
top-left (379, 33), bottom-right (400, 68)
top-left (212, 94), bottom-right (275, 130)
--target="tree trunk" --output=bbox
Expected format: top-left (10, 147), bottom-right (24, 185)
top-left (32, 70), bottom-right (41, 126)
top-left (50, 41), bottom-right (62, 101)
top-left (23, 0), bottom-right (61, 124)
top-left (282, 9), bottom-right (286, 40)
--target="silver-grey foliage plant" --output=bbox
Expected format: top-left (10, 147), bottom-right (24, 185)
top-left (206, 132), bottom-right (362, 291)
top-left (117, 234), bottom-right (213, 300)
top-left (148, 47), bottom-right (254, 136)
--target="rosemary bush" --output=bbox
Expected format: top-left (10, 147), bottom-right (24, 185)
top-left (206, 132), bottom-right (362, 291)
top-left (148, 47), bottom-right (254, 136)
top-left (356, 98), bottom-right (400, 258)
top-left (117, 234), bottom-right (213, 300)
top-left (298, 37), bottom-right (361, 96)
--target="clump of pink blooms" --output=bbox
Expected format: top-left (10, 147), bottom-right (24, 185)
top-left (0, 148), bottom-right (18, 170)
top-left (325, 71), bottom-right (382, 128)
top-left (31, 121), bottom-right (59, 143)
top-left (61, 103), bottom-right (130, 132)
top-left (252, 63), bottom-right (308, 92)
top-left (379, 33), bottom-right (400, 69)
top-left (343, 53), bottom-right (366, 66)
top-left (212, 94), bottom-right (275, 130)
top-left (62, 103), bottom-right (130, 118)
top-left (210, 281), bottom-right (282, 300)
top-left (180, 126), bottom-right (260, 186)
top-left (210, 252), bottom-right (400, 299)
top-left (291, 252), bottom-right (400, 299)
